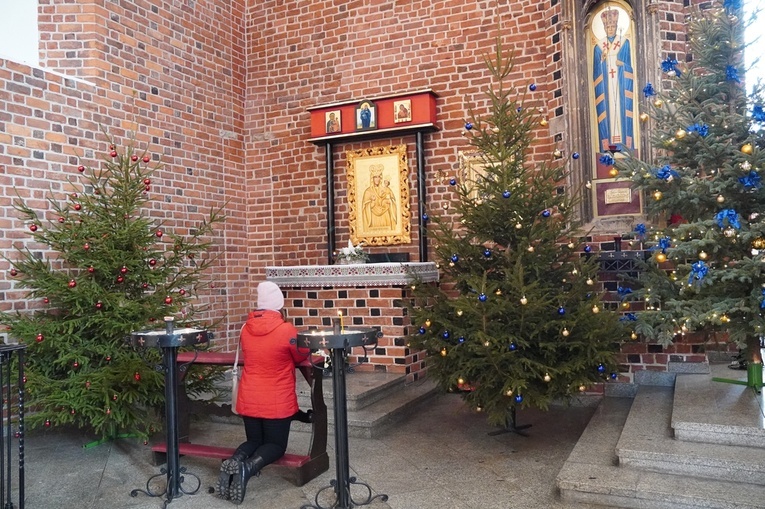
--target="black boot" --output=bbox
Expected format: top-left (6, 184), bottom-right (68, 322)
top-left (230, 455), bottom-right (266, 505)
top-left (216, 447), bottom-right (250, 500)
top-left (292, 409), bottom-right (313, 423)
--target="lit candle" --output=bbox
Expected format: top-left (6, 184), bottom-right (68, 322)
top-left (338, 310), bottom-right (344, 332)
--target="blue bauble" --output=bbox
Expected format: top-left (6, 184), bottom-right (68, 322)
top-left (572, 152), bottom-right (580, 160)
top-left (502, 190), bottom-right (511, 198)
top-left (478, 293), bottom-right (487, 302)
top-left (483, 248), bottom-right (491, 258)
top-left (422, 213), bottom-right (429, 221)
top-left (419, 327), bottom-right (426, 335)
top-left (458, 336), bottom-right (465, 343)
top-left (610, 372), bottom-right (618, 380)
top-left (597, 363), bottom-right (606, 373)
top-left (541, 209), bottom-right (551, 218)
top-left (529, 83), bottom-right (537, 91)
top-left (509, 342), bottom-right (517, 351)
top-left (514, 394), bottom-right (523, 403)
top-left (449, 178), bottom-right (457, 186)
top-left (517, 106), bottom-right (522, 112)
top-left (584, 245), bottom-right (592, 253)
top-left (451, 254), bottom-right (459, 263)
top-left (465, 122), bottom-right (473, 130)
top-left (442, 330), bottom-right (450, 339)
top-left (558, 306), bottom-right (566, 315)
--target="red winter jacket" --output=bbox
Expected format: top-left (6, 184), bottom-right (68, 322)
top-left (235, 310), bottom-right (308, 419)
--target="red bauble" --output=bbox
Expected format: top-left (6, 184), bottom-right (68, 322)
top-left (131, 155), bottom-right (139, 162)
top-left (95, 301), bottom-right (103, 310)
top-left (142, 155), bottom-right (150, 163)
top-left (85, 381), bottom-right (91, 388)
top-left (68, 280), bottom-right (77, 288)
top-left (14, 432), bottom-right (20, 438)
top-left (43, 297), bottom-right (49, 304)
top-left (134, 372), bottom-right (141, 381)
top-left (109, 144), bottom-right (115, 150)
top-left (112, 394), bottom-right (118, 401)
top-left (164, 296), bottom-right (173, 305)
top-left (88, 266), bottom-right (95, 273)
top-left (110, 150), bottom-right (118, 158)
top-left (149, 259), bottom-right (157, 266)
top-left (74, 204), bottom-right (82, 211)
top-left (77, 165), bottom-right (85, 172)
top-left (29, 224), bottom-right (38, 232)
top-left (143, 178), bottom-right (151, 185)
top-left (83, 243), bottom-right (90, 250)
top-left (36, 334), bottom-right (44, 342)
top-left (70, 409), bottom-right (76, 415)
top-left (116, 276), bottom-right (125, 284)
top-left (58, 217), bottom-right (65, 223)
top-left (9, 269), bottom-right (17, 277)
top-left (120, 266), bottom-right (128, 274)
top-left (155, 230), bottom-right (163, 238)
top-left (142, 283), bottom-right (149, 289)
top-left (44, 419), bottom-right (51, 428)
top-left (22, 377), bottom-right (27, 384)
top-left (144, 185), bottom-right (151, 192)
top-left (70, 193), bottom-right (78, 199)
top-left (179, 289), bottom-right (186, 296)
top-left (106, 408), bottom-right (111, 415)
top-left (106, 356), bottom-right (111, 362)
top-left (73, 361), bottom-right (79, 368)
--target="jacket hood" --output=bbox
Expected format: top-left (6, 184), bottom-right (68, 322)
top-left (245, 310), bottom-right (286, 336)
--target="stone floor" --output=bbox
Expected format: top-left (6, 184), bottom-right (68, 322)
top-left (11, 391), bottom-right (601, 509)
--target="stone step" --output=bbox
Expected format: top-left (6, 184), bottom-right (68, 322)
top-left (556, 396), bottom-right (763, 509)
top-left (671, 363), bottom-right (765, 448)
top-left (297, 369), bottom-right (406, 412)
top-left (616, 385), bottom-right (765, 486)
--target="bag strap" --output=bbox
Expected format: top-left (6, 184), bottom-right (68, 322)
top-left (232, 323), bottom-right (244, 374)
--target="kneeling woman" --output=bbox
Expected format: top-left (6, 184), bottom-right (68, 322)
top-left (217, 281), bottom-right (309, 504)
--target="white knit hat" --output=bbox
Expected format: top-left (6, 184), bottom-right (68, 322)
top-left (257, 281), bottom-right (284, 311)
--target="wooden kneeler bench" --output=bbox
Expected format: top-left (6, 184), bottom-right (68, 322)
top-left (151, 351), bottom-right (329, 487)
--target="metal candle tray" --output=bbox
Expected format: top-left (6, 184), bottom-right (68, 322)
top-left (297, 328), bottom-right (380, 350)
top-left (130, 328), bottom-right (210, 348)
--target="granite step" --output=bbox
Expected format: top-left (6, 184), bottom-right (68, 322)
top-left (616, 385), bottom-right (765, 485)
top-left (556, 396), bottom-right (763, 509)
top-left (297, 369), bottom-right (406, 411)
top-left (671, 363), bottom-right (765, 448)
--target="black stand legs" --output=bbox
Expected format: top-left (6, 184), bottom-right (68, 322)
top-left (488, 406), bottom-right (531, 437)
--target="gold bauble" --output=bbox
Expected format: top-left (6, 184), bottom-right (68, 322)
top-left (723, 226), bottom-right (736, 238)
top-left (653, 99), bottom-right (664, 107)
top-left (653, 190), bottom-right (663, 200)
top-left (515, 223), bottom-right (523, 229)
top-left (553, 149), bottom-right (563, 158)
top-left (520, 296), bottom-right (528, 305)
top-left (592, 305), bottom-right (600, 314)
top-left (609, 168), bottom-right (619, 177)
top-left (425, 319), bottom-right (431, 327)
top-left (440, 348), bottom-right (447, 357)
top-left (741, 143), bottom-right (753, 154)
top-left (622, 301), bottom-right (630, 309)
top-left (586, 278), bottom-right (594, 286)
top-left (639, 113), bottom-right (650, 122)
top-left (540, 118), bottom-right (548, 127)
top-left (562, 328), bottom-right (570, 337)
top-left (753, 238), bottom-right (765, 250)
top-left (543, 374), bottom-right (551, 382)
top-left (699, 251), bottom-right (708, 260)
top-left (631, 332), bottom-right (638, 340)
top-left (675, 128), bottom-right (687, 139)
top-left (656, 252), bottom-right (667, 263)
top-left (456, 309), bottom-right (463, 316)
top-left (457, 377), bottom-right (464, 385)
top-left (716, 194), bottom-right (725, 203)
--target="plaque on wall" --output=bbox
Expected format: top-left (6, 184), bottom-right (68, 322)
top-left (594, 180), bottom-right (641, 217)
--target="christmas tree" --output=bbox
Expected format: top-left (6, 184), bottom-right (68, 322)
top-left (407, 42), bottom-right (623, 430)
top-left (619, 0), bottom-right (765, 383)
top-left (1, 134), bottom-right (225, 440)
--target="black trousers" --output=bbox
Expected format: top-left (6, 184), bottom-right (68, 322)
top-left (236, 415), bottom-right (292, 465)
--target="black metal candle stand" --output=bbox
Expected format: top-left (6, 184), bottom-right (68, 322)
top-left (128, 317), bottom-right (208, 508)
top-left (297, 323), bottom-right (388, 509)
top-left (0, 344), bottom-right (26, 509)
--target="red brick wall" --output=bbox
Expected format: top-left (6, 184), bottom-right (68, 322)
top-left (2, 0), bottom-right (717, 380)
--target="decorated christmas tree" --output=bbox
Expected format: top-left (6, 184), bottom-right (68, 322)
top-left (1, 134), bottom-right (225, 440)
top-left (618, 0), bottom-right (765, 385)
top-left (407, 42), bottom-right (623, 431)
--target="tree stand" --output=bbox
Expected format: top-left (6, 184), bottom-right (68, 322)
top-left (488, 406), bottom-right (531, 437)
top-left (712, 362), bottom-right (764, 394)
